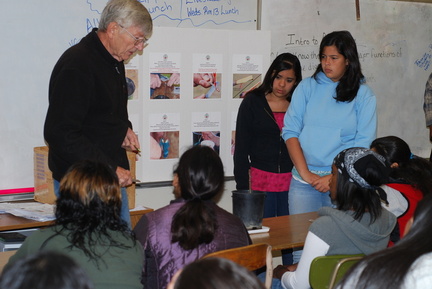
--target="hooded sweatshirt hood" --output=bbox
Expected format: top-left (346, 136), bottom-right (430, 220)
top-left (310, 207), bottom-right (396, 255)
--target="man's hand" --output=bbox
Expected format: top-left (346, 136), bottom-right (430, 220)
top-left (116, 166), bottom-right (132, 187)
top-left (122, 128), bottom-right (140, 152)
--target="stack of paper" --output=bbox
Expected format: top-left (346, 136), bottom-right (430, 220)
top-left (0, 202), bottom-right (55, 222)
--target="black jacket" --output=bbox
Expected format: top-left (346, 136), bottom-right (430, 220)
top-left (44, 29), bottom-right (130, 180)
top-left (233, 91), bottom-right (293, 190)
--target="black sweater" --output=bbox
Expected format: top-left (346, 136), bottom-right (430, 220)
top-left (233, 91), bottom-right (293, 190)
top-left (44, 29), bottom-right (131, 180)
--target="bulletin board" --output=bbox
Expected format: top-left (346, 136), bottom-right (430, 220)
top-left (127, 27), bottom-right (270, 182)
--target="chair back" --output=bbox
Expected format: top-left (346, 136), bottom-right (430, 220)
top-left (203, 243), bottom-right (273, 289)
top-left (309, 254), bottom-right (364, 289)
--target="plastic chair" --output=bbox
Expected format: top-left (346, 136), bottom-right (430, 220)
top-left (309, 254), bottom-right (364, 289)
top-left (203, 243), bottom-right (273, 289)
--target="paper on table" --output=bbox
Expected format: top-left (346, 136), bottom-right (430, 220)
top-left (129, 205), bottom-right (151, 212)
top-left (248, 226), bottom-right (270, 234)
top-left (0, 202), bottom-right (55, 222)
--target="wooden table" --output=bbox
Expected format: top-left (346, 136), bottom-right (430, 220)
top-left (0, 207), bottom-right (153, 232)
top-left (250, 211), bottom-right (318, 252)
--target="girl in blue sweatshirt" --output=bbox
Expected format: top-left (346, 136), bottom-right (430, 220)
top-left (282, 31), bottom-right (377, 262)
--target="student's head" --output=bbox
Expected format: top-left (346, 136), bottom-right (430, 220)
top-left (314, 31), bottom-right (364, 102)
top-left (370, 136), bottom-right (411, 167)
top-left (0, 251), bottom-right (93, 289)
top-left (58, 159), bottom-right (122, 215)
top-left (175, 145), bottom-right (224, 201)
top-left (56, 160), bottom-right (131, 259)
top-left (318, 30), bottom-right (361, 80)
top-left (99, 0), bottom-right (153, 38)
top-left (171, 146), bottom-right (224, 250)
top-left (330, 147), bottom-right (390, 222)
top-left (56, 160), bottom-right (129, 242)
top-left (167, 257), bottom-right (266, 289)
top-left (371, 135), bottom-right (432, 195)
top-left (258, 53), bottom-right (302, 101)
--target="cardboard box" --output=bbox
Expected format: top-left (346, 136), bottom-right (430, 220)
top-left (33, 146), bottom-right (136, 209)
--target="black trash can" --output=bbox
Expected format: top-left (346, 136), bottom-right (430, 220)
top-left (232, 190), bottom-right (266, 230)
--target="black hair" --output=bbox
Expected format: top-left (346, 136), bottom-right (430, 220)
top-left (338, 194), bottom-right (432, 289)
top-left (171, 146), bottom-right (225, 250)
top-left (371, 136), bottom-right (432, 196)
top-left (334, 150), bottom-right (390, 223)
top-left (54, 160), bottom-right (134, 260)
top-left (173, 257), bottom-right (266, 289)
top-left (313, 30), bottom-right (364, 102)
top-left (0, 251), bottom-right (93, 289)
top-left (252, 52), bottom-right (302, 101)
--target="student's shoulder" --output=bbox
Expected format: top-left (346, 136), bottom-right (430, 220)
top-left (403, 252), bottom-right (432, 288)
top-left (356, 82), bottom-right (376, 100)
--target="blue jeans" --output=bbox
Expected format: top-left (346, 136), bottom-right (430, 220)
top-left (289, 178), bottom-right (333, 263)
top-left (54, 180), bottom-right (131, 228)
top-left (263, 191), bottom-right (293, 265)
top-left (263, 191), bottom-right (289, 218)
top-left (257, 272), bottom-right (284, 289)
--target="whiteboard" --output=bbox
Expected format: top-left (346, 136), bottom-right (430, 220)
top-left (0, 0), bottom-right (260, 190)
top-left (261, 0), bottom-right (432, 157)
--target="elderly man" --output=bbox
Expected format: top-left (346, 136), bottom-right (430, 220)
top-left (44, 0), bottom-right (152, 226)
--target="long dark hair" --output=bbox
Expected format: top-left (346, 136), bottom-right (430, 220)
top-left (371, 136), bottom-right (432, 195)
top-left (54, 160), bottom-right (133, 259)
top-left (171, 146), bottom-right (225, 250)
top-left (173, 257), bottom-right (266, 289)
top-left (339, 194), bottom-right (432, 289)
top-left (252, 52), bottom-right (302, 101)
top-left (333, 148), bottom-right (390, 223)
top-left (313, 30), bottom-right (364, 102)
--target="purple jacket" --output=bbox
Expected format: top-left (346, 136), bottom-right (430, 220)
top-left (133, 199), bottom-right (251, 289)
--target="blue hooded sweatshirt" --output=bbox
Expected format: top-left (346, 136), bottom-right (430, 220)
top-left (282, 71), bottom-right (377, 173)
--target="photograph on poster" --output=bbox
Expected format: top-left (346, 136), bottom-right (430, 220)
top-left (150, 131), bottom-right (180, 159)
top-left (193, 131), bottom-right (221, 154)
top-left (192, 112), bottom-right (221, 154)
top-left (150, 73), bottom-right (181, 99)
top-left (149, 113), bottom-right (180, 160)
top-left (232, 74), bottom-right (261, 98)
top-left (193, 54), bottom-right (223, 99)
top-left (149, 52), bottom-right (181, 100)
top-left (193, 73), bottom-right (221, 99)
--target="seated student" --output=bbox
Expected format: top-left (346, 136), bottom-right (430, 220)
top-left (269, 147), bottom-right (397, 289)
top-left (167, 257), bottom-right (266, 289)
top-left (4, 160), bottom-right (144, 289)
top-left (370, 136), bottom-right (432, 244)
top-left (0, 251), bottom-right (93, 289)
top-left (338, 193), bottom-right (432, 289)
top-left (133, 145), bottom-right (251, 289)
